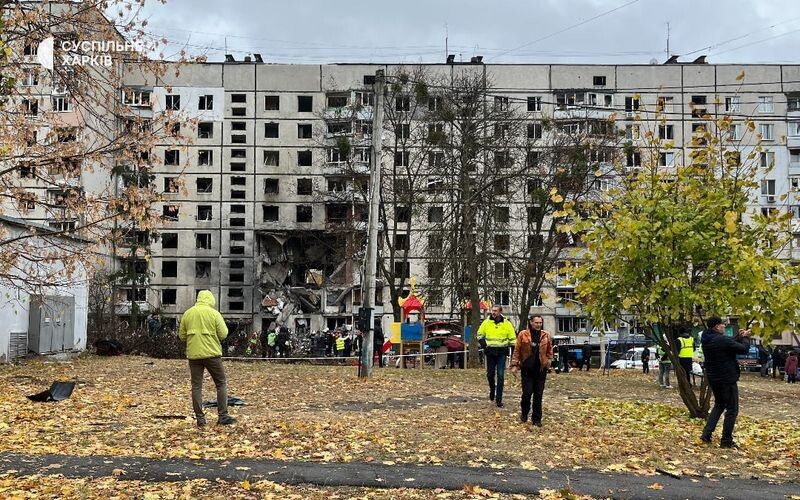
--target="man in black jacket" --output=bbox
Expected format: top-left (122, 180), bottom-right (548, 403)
top-left (700, 316), bottom-right (751, 448)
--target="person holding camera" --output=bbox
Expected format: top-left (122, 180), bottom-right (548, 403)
top-left (700, 317), bottom-right (751, 448)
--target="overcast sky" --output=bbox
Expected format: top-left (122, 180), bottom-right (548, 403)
top-left (135, 0), bottom-right (800, 65)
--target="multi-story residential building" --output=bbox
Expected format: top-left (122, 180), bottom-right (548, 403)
top-left (4, 3), bottom-right (799, 347)
top-left (107, 59), bottom-right (800, 348)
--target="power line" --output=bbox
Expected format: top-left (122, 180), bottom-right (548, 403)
top-left (492, 0), bottom-right (641, 61)
top-left (681, 17), bottom-right (800, 57)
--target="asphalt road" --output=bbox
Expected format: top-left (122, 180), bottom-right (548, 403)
top-left (1, 452), bottom-right (796, 499)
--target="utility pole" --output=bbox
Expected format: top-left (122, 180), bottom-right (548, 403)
top-left (358, 69), bottom-right (384, 378)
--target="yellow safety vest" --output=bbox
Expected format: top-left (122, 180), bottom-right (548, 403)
top-left (336, 337), bottom-right (345, 351)
top-left (477, 317), bottom-right (516, 348)
top-left (679, 336), bottom-right (694, 358)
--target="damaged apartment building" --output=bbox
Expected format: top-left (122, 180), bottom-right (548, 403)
top-left (116, 61), bottom-right (381, 335)
top-left (113, 58), bottom-right (800, 347)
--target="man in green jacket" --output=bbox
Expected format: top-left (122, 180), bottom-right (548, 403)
top-left (178, 290), bottom-right (235, 427)
top-left (477, 305), bottom-right (517, 408)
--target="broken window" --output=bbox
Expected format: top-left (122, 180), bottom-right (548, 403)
top-left (298, 95), bottom-right (313, 112)
top-left (230, 260), bottom-right (244, 270)
top-left (230, 204), bottom-right (246, 214)
top-left (265, 95), bottom-right (280, 110)
top-left (230, 245), bottom-right (245, 255)
top-left (231, 93), bottom-right (247, 103)
top-left (123, 288), bottom-right (147, 302)
top-left (232, 134), bottom-right (246, 144)
top-left (231, 232), bottom-right (245, 241)
top-left (327, 121), bottom-right (351, 135)
top-left (164, 177), bottom-right (179, 193)
top-left (231, 122), bottom-right (246, 132)
top-left (428, 206), bottom-right (443, 223)
top-left (427, 262), bottom-right (444, 280)
top-left (494, 179), bottom-right (508, 195)
top-left (162, 204), bottom-right (179, 221)
top-left (165, 94), bottom-right (180, 110)
top-left (297, 178), bottom-right (313, 195)
top-left (197, 205), bottom-right (213, 221)
top-left (427, 123), bottom-right (444, 142)
top-left (296, 205), bottom-right (313, 222)
top-left (196, 233), bottom-right (211, 249)
top-left (396, 206), bottom-right (410, 223)
top-left (196, 177), bottom-right (213, 193)
top-left (161, 289), bottom-right (177, 305)
top-left (394, 233), bottom-right (410, 250)
top-left (327, 179), bottom-right (345, 193)
top-left (263, 150), bottom-right (279, 166)
top-left (264, 122), bottom-right (279, 138)
top-left (230, 217), bottom-right (245, 227)
top-left (326, 204), bottom-right (349, 222)
top-left (230, 162), bottom-right (246, 172)
top-left (198, 95), bottom-right (213, 110)
top-left (232, 107), bottom-right (246, 117)
top-left (355, 91), bottom-right (374, 107)
top-left (327, 148), bottom-right (345, 163)
top-left (161, 232), bottom-right (178, 248)
top-left (494, 234), bottom-right (510, 251)
top-left (231, 190), bottom-right (246, 199)
top-left (264, 178), bottom-right (279, 194)
top-left (527, 96), bottom-right (542, 112)
top-left (198, 122), bottom-right (214, 139)
top-left (494, 96), bottom-right (509, 111)
top-left (232, 149), bottom-right (247, 159)
top-left (18, 163), bottom-right (35, 178)
top-left (198, 150), bottom-right (213, 166)
top-left (229, 273), bottom-right (244, 282)
top-left (691, 95), bottom-right (707, 117)
top-left (327, 93), bottom-right (348, 108)
top-left (263, 205), bottom-right (279, 221)
top-left (298, 124), bottom-right (313, 138)
top-left (22, 98), bottom-right (38, 115)
top-left (161, 261), bottom-right (177, 277)
top-left (195, 261), bottom-right (211, 279)
top-left (122, 88), bottom-right (151, 106)
top-left (164, 149), bottom-right (180, 166)
top-left (298, 150), bottom-right (313, 166)
top-left (169, 122), bottom-right (180, 136)
top-left (231, 177), bottom-right (246, 186)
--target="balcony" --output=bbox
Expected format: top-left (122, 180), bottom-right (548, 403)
top-left (553, 107), bottom-right (614, 121)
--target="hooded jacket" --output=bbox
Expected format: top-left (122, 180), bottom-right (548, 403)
top-left (178, 290), bottom-right (228, 359)
top-left (701, 329), bottom-right (750, 385)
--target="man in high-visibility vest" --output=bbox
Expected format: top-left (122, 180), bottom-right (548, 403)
top-left (477, 305), bottom-right (516, 408)
top-left (678, 329), bottom-right (695, 386)
top-left (335, 331), bottom-right (346, 357)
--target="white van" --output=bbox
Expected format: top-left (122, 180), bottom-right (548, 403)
top-left (611, 347), bottom-right (659, 370)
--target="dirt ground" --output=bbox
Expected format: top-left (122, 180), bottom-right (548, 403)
top-left (0, 355), bottom-right (798, 486)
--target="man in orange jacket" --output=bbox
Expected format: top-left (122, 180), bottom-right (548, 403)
top-left (511, 315), bottom-right (554, 427)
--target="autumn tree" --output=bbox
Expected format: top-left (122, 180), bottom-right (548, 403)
top-left (573, 105), bottom-right (800, 417)
top-left (0, 1), bottom-right (179, 330)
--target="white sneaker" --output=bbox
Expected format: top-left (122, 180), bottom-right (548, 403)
top-left (666, 385), bottom-right (674, 389)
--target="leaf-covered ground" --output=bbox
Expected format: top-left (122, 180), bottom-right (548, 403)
top-left (0, 355), bottom-right (798, 487)
top-left (0, 474), bottom-right (556, 499)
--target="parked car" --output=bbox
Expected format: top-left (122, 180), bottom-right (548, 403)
top-left (737, 345), bottom-right (761, 372)
top-left (611, 347), bottom-right (659, 370)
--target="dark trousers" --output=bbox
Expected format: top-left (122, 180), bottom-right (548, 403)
top-left (189, 357), bottom-right (228, 422)
top-left (485, 352), bottom-right (507, 403)
top-left (642, 359), bottom-right (650, 373)
top-left (520, 367), bottom-right (547, 424)
top-left (701, 383), bottom-right (739, 446)
top-left (789, 373), bottom-right (797, 383)
top-left (679, 358), bottom-right (693, 385)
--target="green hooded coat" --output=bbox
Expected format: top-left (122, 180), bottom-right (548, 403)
top-left (178, 290), bottom-right (228, 359)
